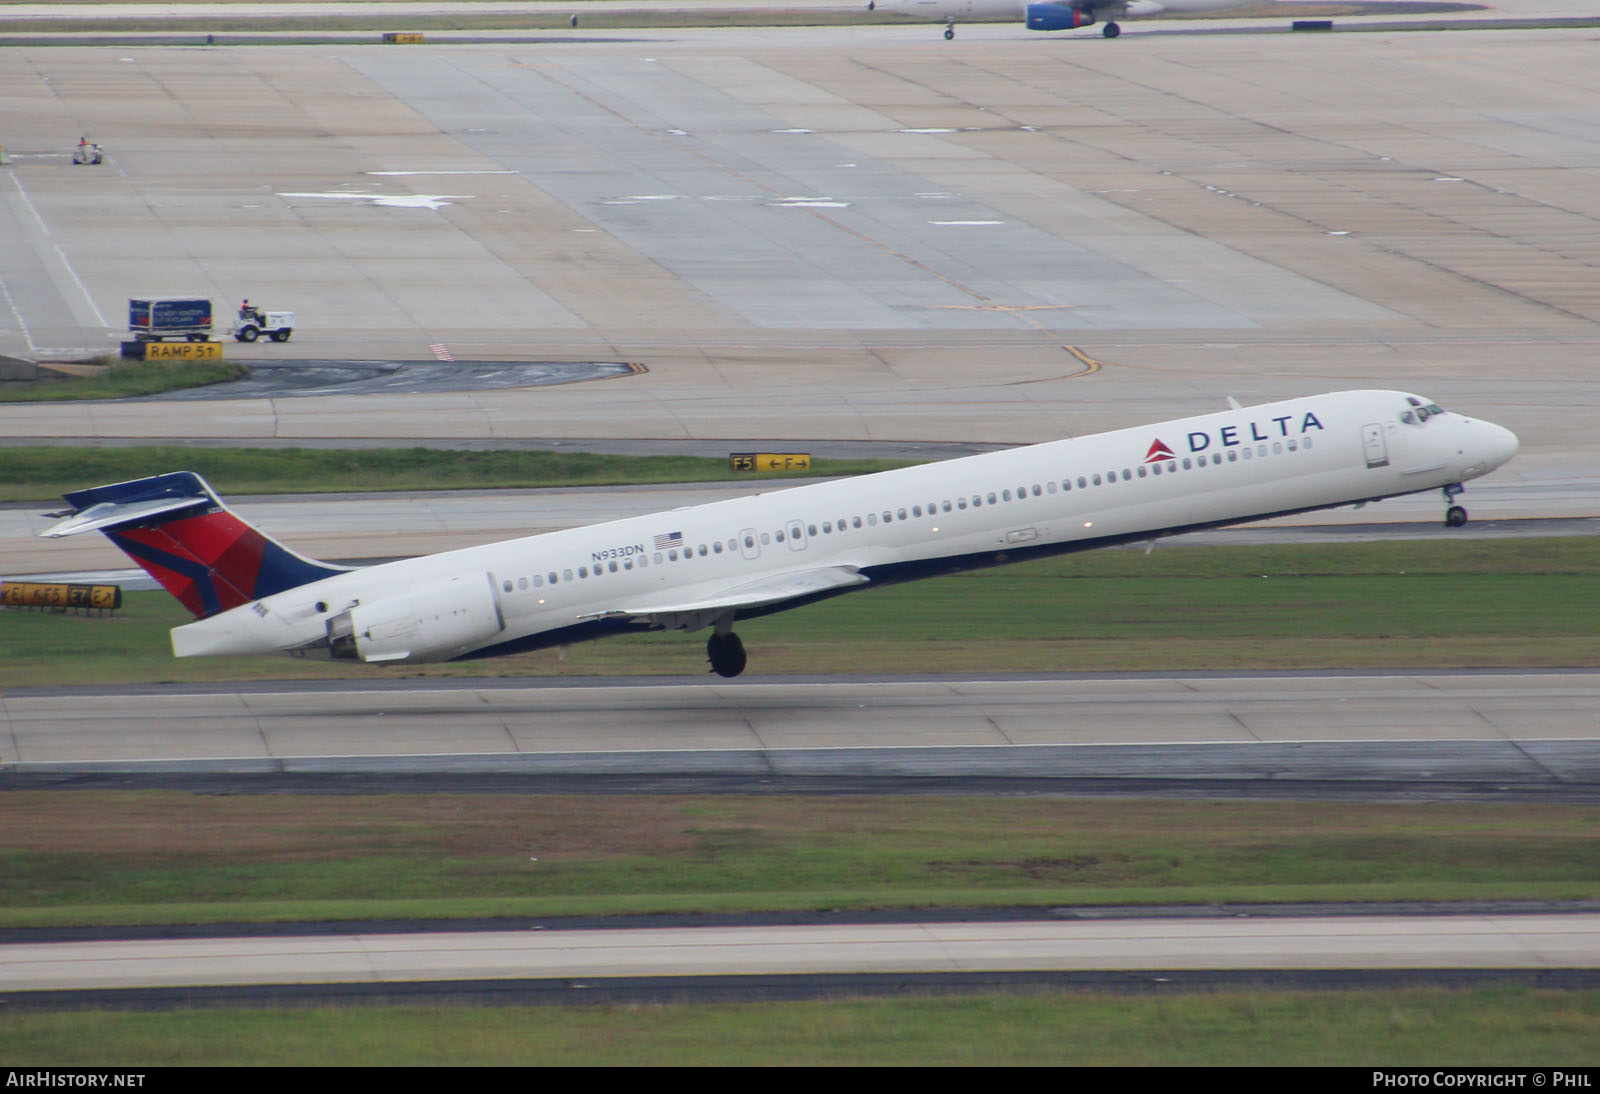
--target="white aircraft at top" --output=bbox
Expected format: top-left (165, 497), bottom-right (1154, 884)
top-left (44, 390), bottom-right (1517, 679)
top-left (872, 0), bottom-right (1262, 39)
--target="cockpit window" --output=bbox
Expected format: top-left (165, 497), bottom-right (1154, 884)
top-left (1402, 396), bottom-right (1448, 426)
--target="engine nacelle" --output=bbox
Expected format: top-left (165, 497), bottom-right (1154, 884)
top-left (1026, 2), bottom-right (1095, 30)
top-left (327, 572), bottom-right (505, 663)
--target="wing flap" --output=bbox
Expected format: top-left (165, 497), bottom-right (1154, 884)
top-left (583, 565), bottom-right (869, 625)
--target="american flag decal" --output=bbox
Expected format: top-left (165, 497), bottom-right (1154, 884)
top-left (654, 531), bottom-right (684, 550)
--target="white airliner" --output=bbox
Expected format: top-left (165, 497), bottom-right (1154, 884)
top-left (44, 390), bottom-right (1517, 678)
top-left (871, 0), bottom-right (1261, 40)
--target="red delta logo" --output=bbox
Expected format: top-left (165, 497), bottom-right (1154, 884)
top-left (1144, 438), bottom-right (1176, 463)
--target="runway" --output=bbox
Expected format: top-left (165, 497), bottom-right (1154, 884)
top-left (4, 672), bottom-right (1598, 801)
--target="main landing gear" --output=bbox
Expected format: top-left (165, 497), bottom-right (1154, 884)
top-left (944, 19), bottom-right (955, 39)
top-left (1103, 21), bottom-right (1121, 37)
top-left (707, 629), bottom-right (747, 678)
top-left (1443, 483), bottom-right (1468, 528)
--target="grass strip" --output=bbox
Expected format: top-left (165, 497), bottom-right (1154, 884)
top-left (2, 793), bottom-right (1597, 927)
top-left (0, 446), bottom-right (910, 503)
top-left (0, 361), bottom-right (247, 403)
top-left (5, 989), bottom-right (1599, 1065)
top-left (4, 538), bottom-right (1598, 686)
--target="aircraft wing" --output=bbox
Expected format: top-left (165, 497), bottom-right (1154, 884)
top-left (582, 565), bottom-right (869, 628)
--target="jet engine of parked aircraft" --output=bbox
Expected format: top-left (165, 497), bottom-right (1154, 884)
top-left (1025, 3), bottom-right (1099, 32)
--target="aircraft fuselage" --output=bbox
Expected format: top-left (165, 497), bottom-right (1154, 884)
top-left (156, 389), bottom-right (1517, 668)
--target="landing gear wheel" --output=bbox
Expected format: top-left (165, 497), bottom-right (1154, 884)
top-left (706, 631), bottom-right (747, 678)
top-left (1103, 21), bottom-right (1121, 37)
top-left (1445, 505), bottom-right (1468, 528)
top-left (944, 25), bottom-right (955, 40)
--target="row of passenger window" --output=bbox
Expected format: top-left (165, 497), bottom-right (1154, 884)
top-left (768, 437), bottom-right (1312, 536)
top-left (502, 437), bottom-right (1311, 596)
top-left (503, 538), bottom-right (733, 594)
top-left (1073, 437), bottom-right (1312, 487)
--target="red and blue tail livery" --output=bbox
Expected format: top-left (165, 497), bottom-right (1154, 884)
top-left (49, 472), bottom-right (347, 619)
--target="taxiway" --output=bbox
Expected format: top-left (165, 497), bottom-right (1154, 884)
top-left (7, 913), bottom-right (1599, 996)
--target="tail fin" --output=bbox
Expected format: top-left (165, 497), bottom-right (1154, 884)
top-left (42, 471), bottom-right (349, 619)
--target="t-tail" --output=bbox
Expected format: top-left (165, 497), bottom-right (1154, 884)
top-left (43, 471), bottom-right (349, 618)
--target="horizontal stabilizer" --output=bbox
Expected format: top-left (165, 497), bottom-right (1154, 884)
top-left (44, 472), bottom-right (219, 538)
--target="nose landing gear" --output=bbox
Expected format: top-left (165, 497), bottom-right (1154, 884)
top-left (1443, 483), bottom-right (1468, 528)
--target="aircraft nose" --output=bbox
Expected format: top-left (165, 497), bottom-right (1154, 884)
top-left (1459, 418), bottom-right (1518, 479)
top-left (1485, 421), bottom-right (1519, 470)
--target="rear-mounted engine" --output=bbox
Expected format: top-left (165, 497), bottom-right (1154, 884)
top-left (326, 572), bottom-right (505, 663)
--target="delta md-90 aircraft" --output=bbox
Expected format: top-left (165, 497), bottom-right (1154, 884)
top-left (870, 0), bottom-right (1261, 40)
top-left (44, 390), bottom-right (1517, 678)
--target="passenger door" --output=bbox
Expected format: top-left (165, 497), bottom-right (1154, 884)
top-left (1361, 423), bottom-right (1389, 468)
